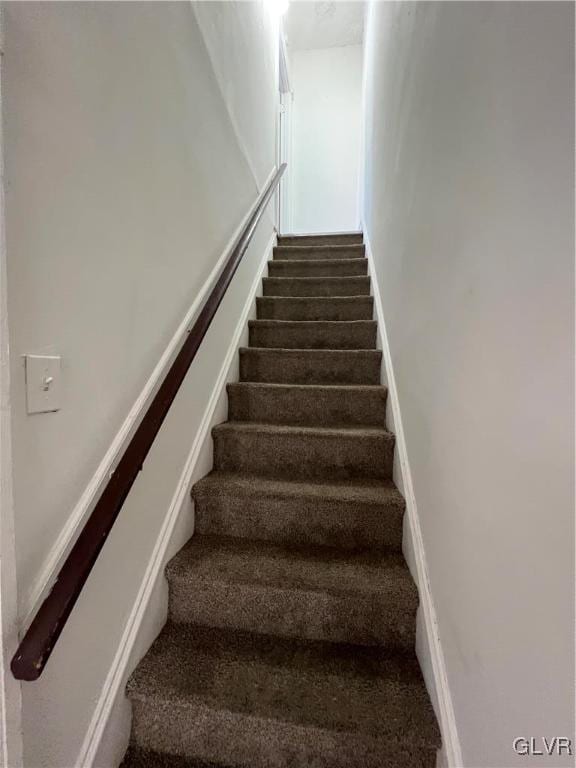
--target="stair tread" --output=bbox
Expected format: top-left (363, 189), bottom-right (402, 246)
top-left (248, 319), bottom-right (375, 326)
top-left (213, 420), bottom-right (392, 439)
top-left (249, 318), bottom-right (377, 349)
top-left (240, 346), bottom-right (381, 355)
top-left (258, 295), bottom-right (372, 302)
top-left (193, 470), bottom-right (404, 508)
top-left (127, 623), bottom-right (439, 746)
top-left (277, 235), bottom-right (363, 249)
top-left (227, 380), bottom-right (387, 427)
top-left (275, 246), bottom-right (365, 254)
top-left (263, 276), bottom-right (371, 298)
top-left (239, 348), bottom-right (382, 385)
top-left (268, 260), bottom-right (368, 277)
top-left (270, 257), bottom-right (366, 265)
top-left (166, 534), bottom-right (413, 597)
top-left (269, 258), bottom-right (368, 278)
top-left (278, 232), bottom-right (362, 239)
top-left (228, 381), bottom-right (385, 394)
top-left (193, 471), bottom-right (404, 551)
top-left (265, 275), bottom-right (369, 283)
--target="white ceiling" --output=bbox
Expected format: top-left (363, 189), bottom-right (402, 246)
top-left (284, 2), bottom-right (365, 51)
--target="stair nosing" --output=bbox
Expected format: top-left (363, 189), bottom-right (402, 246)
top-left (270, 257), bottom-right (367, 265)
top-left (227, 381), bottom-right (385, 391)
top-left (240, 347), bottom-right (381, 354)
top-left (248, 319), bottom-right (377, 326)
top-left (264, 275), bottom-right (370, 282)
top-left (274, 245), bottom-right (365, 251)
top-left (212, 421), bottom-right (393, 438)
top-left (257, 295), bottom-right (374, 301)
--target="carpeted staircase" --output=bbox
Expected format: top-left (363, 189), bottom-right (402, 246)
top-left (121, 233), bottom-right (441, 768)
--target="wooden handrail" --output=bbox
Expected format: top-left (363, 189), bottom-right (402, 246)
top-left (11, 164), bottom-right (286, 681)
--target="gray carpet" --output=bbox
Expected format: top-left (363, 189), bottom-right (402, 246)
top-left (121, 232), bottom-right (440, 768)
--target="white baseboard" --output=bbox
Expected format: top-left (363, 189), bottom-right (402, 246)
top-left (363, 229), bottom-right (464, 768)
top-left (77, 229), bottom-right (277, 768)
top-left (21, 166), bottom-right (278, 633)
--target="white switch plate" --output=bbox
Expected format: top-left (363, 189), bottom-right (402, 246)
top-left (25, 355), bottom-right (62, 414)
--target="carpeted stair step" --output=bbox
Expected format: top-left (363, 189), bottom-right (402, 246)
top-left (239, 348), bottom-right (382, 385)
top-left (212, 422), bottom-right (394, 481)
top-left (227, 382), bottom-right (387, 426)
top-left (256, 295), bottom-right (374, 321)
top-left (126, 625), bottom-right (439, 768)
top-left (268, 257), bottom-right (367, 277)
top-left (278, 232), bottom-right (363, 247)
top-left (263, 275), bottom-right (370, 297)
top-left (248, 320), bottom-right (377, 350)
top-left (192, 472), bottom-right (404, 550)
top-left (273, 244), bottom-right (366, 260)
top-left (165, 537), bottom-right (418, 648)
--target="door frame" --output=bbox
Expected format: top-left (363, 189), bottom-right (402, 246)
top-left (277, 24), bottom-right (293, 234)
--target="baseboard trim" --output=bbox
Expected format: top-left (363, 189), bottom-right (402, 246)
top-left (77, 229), bottom-right (276, 768)
top-left (20, 167), bottom-right (278, 632)
top-left (363, 229), bottom-right (464, 768)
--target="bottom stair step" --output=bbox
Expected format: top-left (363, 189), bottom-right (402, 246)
top-left (127, 625), bottom-right (441, 768)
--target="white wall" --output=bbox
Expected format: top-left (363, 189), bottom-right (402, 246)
top-left (192, 1), bottom-right (279, 189)
top-left (3, 2), bottom-right (278, 765)
top-left (362, 3), bottom-right (574, 767)
top-left (290, 44), bottom-right (362, 234)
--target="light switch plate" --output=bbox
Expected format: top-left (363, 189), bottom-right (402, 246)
top-left (25, 355), bottom-right (62, 414)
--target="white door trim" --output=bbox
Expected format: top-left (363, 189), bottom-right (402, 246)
top-left (279, 21), bottom-right (291, 94)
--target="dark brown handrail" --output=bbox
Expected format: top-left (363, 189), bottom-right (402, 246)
top-left (11, 164), bottom-right (286, 681)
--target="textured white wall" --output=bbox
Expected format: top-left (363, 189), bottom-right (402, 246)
top-left (291, 45), bottom-right (362, 234)
top-left (3, 2), bottom-right (278, 765)
top-left (362, 2), bottom-right (574, 766)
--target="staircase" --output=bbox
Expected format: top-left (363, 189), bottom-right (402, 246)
top-left (121, 232), bottom-right (440, 768)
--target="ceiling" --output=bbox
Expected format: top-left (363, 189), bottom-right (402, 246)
top-left (284, 1), bottom-right (365, 51)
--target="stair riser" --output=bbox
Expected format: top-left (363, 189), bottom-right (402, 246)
top-left (269, 259), bottom-right (367, 278)
top-left (256, 296), bottom-right (374, 321)
top-left (130, 700), bottom-right (435, 768)
top-left (227, 384), bottom-right (387, 427)
top-left (213, 428), bottom-right (394, 481)
top-left (273, 246), bottom-right (366, 261)
top-left (248, 321), bottom-right (377, 350)
top-left (193, 489), bottom-right (403, 550)
top-left (240, 349), bottom-right (382, 385)
top-left (278, 234), bottom-right (363, 247)
top-left (263, 277), bottom-right (370, 297)
top-left (168, 578), bottom-right (416, 649)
